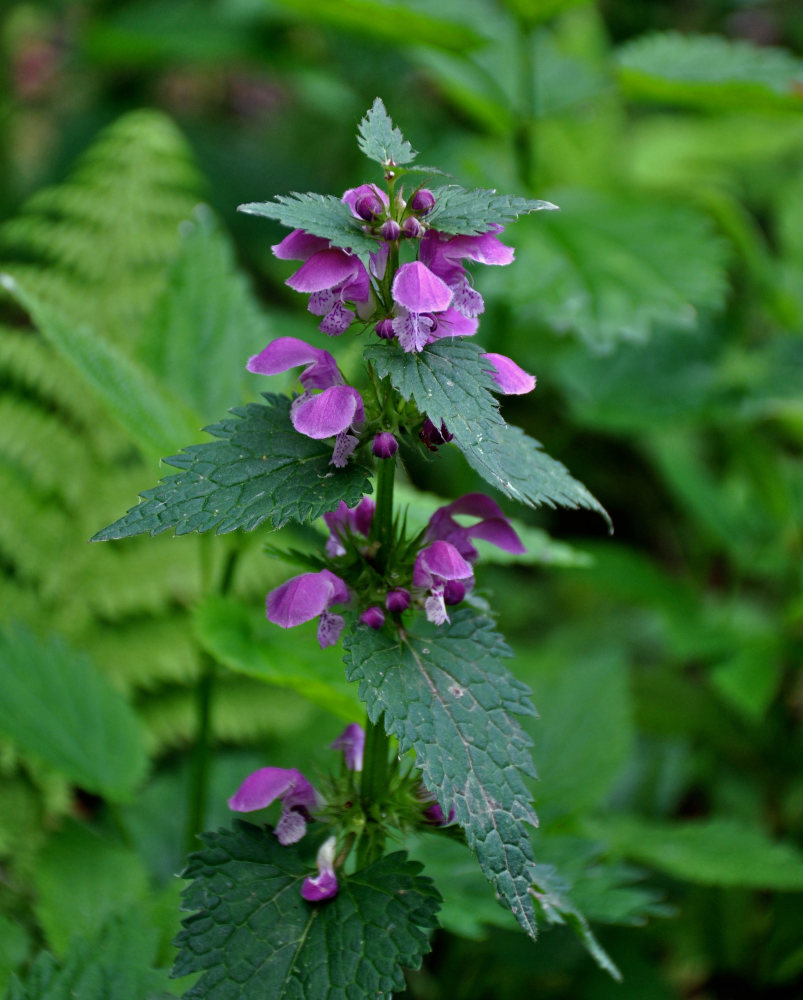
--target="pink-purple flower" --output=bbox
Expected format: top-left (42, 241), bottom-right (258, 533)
top-left (266, 569), bottom-right (349, 648)
top-left (323, 497), bottom-right (375, 557)
top-left (426, 493), bottom-right (526, 565)
top-left (301, 836), bottom-right (339, 902)
top-left (247, 336), bottom-right (364, 467)
top-left (412, 540), bottom-right (474, 626)
top-left (482, 352), bottom-right (536, 395)
top-left (228, 766), bottom-right (320, 845)
top-left (331, 722), bottom-right (365, 772)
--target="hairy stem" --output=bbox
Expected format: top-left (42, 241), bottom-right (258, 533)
top-left (184, 542), bottom-right (239, 854)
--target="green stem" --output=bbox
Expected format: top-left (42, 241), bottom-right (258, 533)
top-left (374, 451), bottom-right (396, 574)
top-left (184, 543), bottom-right (239, 854)
top-left (358, 712), bottom-right (390, 867)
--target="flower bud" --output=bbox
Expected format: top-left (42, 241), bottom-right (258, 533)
top-left (380, 218), bottom-right (401, 241)
top-left (401, 216), bottom-right (422, 238)
top-left (419, 417), bottom-right (453, 449)
top-left (444, 579), bottom-right (466, 605)
top-left (371, 432), bottom-right (398, 459)
top-left (359, 606), bottom-right (385, 629)
top-left (410, 188), bottom-right (435, 214)
top-left (355, 193), bottom-right (383, 221)
top-left (385, 588), bottom-right (411, 613)
top-left (375, 318), bottom-right (395, 340)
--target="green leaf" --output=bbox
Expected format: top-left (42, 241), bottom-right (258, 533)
top-left (357, 98), bottom-right (417, 167)
top-left (590, 816), bottom-right (803, 890)
top-left (0, 627), bottom-right (147, 801)
top-left (32, 821), bottom-right (150, 955)
top-left (137, 206), bottom-right (271, 421)
top-left (194, 596), bottom-right (361, 719)
top-left (343, 610), bottom-right (540, 938)
top-left (0, 275), bottom-right (201, 460)
top-left (366, 340), bottom-right (608, 522)
top-left (617, 32), bottom-right (803, 112)
top-left (173, 823), bottom-right (440, 1000)
top-left (427, 185), bottom-right (557, 235)
top-left (6, 912), bottom-right (170, 1000)
top-left (530, 864), bottom-right (621, 980)
top-left (92, 394), bottom-right (372, 540)
top-left (511, 188), bottom-right (730, 348)
top-left (238, 193), bottom-right (379, 261)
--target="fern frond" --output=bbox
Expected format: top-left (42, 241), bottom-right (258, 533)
top-left (0, 109), bottom-right (204, 348)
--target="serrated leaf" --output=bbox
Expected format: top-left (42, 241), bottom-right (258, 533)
top-left (343, 610), bottom-right (540, 938)
top-left (426, 185), bottom-right (557, 235)
top-left (194, 596), bottom-right (361, 719)
top-left (530, 864), bottom-right (621, 980)
top-left (32, 821), bottom-right (150, 955)
top-left (0, 626), bottom-right (147, 801)
top-left (173, 823), bottom-right (440, 1000)
top-left (357, 98), bottom-right (417, 167)
top-left (93, 394), bottom-right (372, 540)
top-left (137, 206), bottom-right (271, 421)
top-left (0, 275), bottom-right (201, 460)
top-left (238, 193), bottom-right (379, 262)
top-left (590, 816), bottom-right (803, 891)
top-left (6, 912), bottom-right (169, 1000)
top-left (511, 188), bottom-right (730, 348)
top-left (617, 31), bottom-right (803, 111)
top-left (365, 340), bottom-right (607, 522)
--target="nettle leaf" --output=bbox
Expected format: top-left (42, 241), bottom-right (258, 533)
top-left (365, 340), bottom-right (607, 523)
top-left (173, 822), bottom-right (440, 1000)
top-left (426, 185), bottom-right (557, 235)
top-left (343, 610), bottom-right (540, 938)
top-left (511, 188), bottom-right (729, 348)
top-left (530, 864), bottom-right (621, 981)
top-left (357, 97), bottom-right (417, 167)
top-left (238, 193), bottom-right (378, 262)
top-left (93, 394), bottom-right (372, 540)
top-left (0, 626), bottom-right (147, 801)
top-left (617, 31), bottom-right (803, 111)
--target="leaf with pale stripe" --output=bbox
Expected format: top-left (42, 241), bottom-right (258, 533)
top-left (343, 610), bottom-right (540, 938)
top-left (93, 394), bottom-right (372, 540)
top-left (173, 823), bottom-right (440, 1000)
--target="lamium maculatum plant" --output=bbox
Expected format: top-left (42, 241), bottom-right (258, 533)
top-left (94, 99), bottom-right (615, 998)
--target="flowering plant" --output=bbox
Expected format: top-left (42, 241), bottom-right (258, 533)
top-left (95, 99), bottom-right (614, 997)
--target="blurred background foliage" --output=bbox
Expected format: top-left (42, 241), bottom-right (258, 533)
top-left (1, 0), bottom-right (802, 997)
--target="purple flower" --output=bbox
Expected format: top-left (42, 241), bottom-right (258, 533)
top-left (228, 766), bottom-right (319, 845)
top-left (273, 229), bottom-right (372, 336)
top-left (301, 836), bottom-right (339, 902)
top-left (331, 722), bottom-right (365, 771)
top-left (426, 493), bottom-right (526, 564)
top-left (420, 228), bottom-right (514, 322)
top-left (412, 540), bottom-right (474, 625)
top-left (385, 587), bottom-right (411, 613)
top-left (360, 606), bottom-right (386, 629)
top-left (423, 800), bottom-right (456, 826)
top-left (420, 418), bottom-right (453, 450)
top-left (482, 352), bottom-right (536, 395)
top-left (266, 569), bottom-right (349, 648)
top-left (248, 336), bottom-right (364, 467)
top-left (323, 497), bottom-right (375, 557)
top-left (342, 183), bottom-right (389, 219)
top-left (391, 261), bottom-right (454, 353)
top-left (372, 432), bottom-right (398, 458)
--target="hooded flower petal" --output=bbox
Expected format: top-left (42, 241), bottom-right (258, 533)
top-left (413, 540), bottom-right (474, 588)
top-left (331, 722), bottom-right (365, 771)
top-left (247, 336), bottom-right (341, 390)
top-left (272, 228), bottom-right (330, 261)
top-left (301, 836), bottom-right (339, 902)
top-left (287, 248), bottom-right (364, 294)
top-left (482, 353), bottom-right (536, 395)
top-left (291, 385), bottom-right (364, 439)
top-left (228, 766), bottom-right (317, 813)
top-left (392, 261), bottom-right (453, 313)
top-left (266, 570), bottom-right (349, 629)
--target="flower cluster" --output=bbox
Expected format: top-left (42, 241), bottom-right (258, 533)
top-left (263, 492), bottom-right (525, 647)
top-left (228, 722), bottom-right (451, 903)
